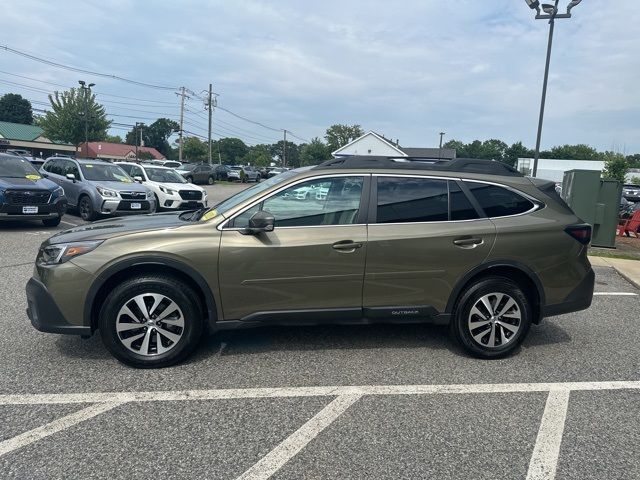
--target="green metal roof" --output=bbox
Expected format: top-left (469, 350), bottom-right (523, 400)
top-left (0, 121), bottom-right (44, 141)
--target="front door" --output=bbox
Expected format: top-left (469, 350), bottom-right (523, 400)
top-left (219, 175), bottom-right (369, 322)
top-left (363, 176), bottom-right (497, 316)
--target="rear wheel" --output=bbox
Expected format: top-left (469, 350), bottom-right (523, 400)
top-left (98, 275), bottom-right (204, 368)
top-left (78, 195), bottom-right (96, 221)
top-left (450, 276), bottom-right (531, 358)
top-left (42, 217), bottom-right (61, 227)
top-left (186, 176), bottom-right (194, 184)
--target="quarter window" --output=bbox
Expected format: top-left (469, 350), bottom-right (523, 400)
top-left (231, 176), bottom-right (364, 228)
top-left (376, 177), bottom-right (448, 223)
top-left (465, 181), bottom-right (535, 217)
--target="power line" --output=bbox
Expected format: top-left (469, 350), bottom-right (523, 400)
top-left (0, 44), bottom-right (179, 90)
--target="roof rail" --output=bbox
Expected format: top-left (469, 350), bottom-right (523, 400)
top-left (314, 156), bottom-right (523, 177)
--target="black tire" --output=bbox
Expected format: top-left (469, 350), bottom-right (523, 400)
top-left (153, 193), bottom-right (161, 212)
top-left (450, 276), bottom-right (532, 359)
top-left (98, 275), bottom-right (204, 368)
top-left (207, 176), bottom-right (215, 185)
top-left (78, 195), bottom-right (96, 221)
top-left (186, 176), bottom-right (194, 184)
top-left (42, 217), bottom-right (61, 227)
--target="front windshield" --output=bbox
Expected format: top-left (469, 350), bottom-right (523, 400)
top-left (209, 169), bottom-right (301, 217)
top-left (0, 156), bottom-right (40, 178)
top-left (179, 164), bottom-right (197, 171)
top-left (145, 167), bottom-right (187, 184)
top-left (80, 163), bottom-right (132, 182)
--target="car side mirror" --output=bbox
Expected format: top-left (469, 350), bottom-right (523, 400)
top-left (134, 176), bottom-right (143, 183)
top-left (242, 210), bottom-right (275, 235)
top-left (66, 173), bottom-right (76, 183)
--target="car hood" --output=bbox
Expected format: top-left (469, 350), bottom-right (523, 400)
top-left (0, 176), bottom-right (58, 191)
top-left (45, 211), bottom-right (189, 245)
top-left (86, 180), bottom-right (149, 192)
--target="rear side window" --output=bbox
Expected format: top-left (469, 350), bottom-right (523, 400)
top-left (449, 181), bottom-right (479, 220)
top-left (377, 177), bottom-right (448, 223)
top-left (465, 181), bottom-right (534, 217)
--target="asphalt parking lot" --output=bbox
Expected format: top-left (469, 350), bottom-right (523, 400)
top-left (0, 181), bottom-right (638, 480)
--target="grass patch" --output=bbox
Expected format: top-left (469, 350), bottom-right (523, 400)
top-left (588, 250), bottom-right (640, 261)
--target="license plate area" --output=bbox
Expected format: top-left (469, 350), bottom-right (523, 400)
top-left (22, 206), bottom-right (39, 214)
top-left (130, 203), bottom-right (142, 210)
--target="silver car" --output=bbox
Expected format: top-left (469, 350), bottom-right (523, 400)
top-left (41, 158), bottom-right (156, 221)
top-left (227, 165), bottom-right (260, 182)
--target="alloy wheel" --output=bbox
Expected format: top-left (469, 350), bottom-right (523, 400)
top-left (467, 292), bottom-right (521, 348)
top-left (116, 293), bottom-right (185, 356)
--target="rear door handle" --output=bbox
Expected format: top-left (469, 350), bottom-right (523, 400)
top-left (332, 240), bottom-right (363, 252)
top-left (453, 237), bottom-right (483, 248)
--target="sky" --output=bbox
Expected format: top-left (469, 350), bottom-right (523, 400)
top-left (1, 0), bottom-right (639, 153)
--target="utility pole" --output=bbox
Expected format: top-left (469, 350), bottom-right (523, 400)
top-left (177, 86), bottom-right (188, 162)
top-left (78, 80), bottom-right (95, 157)
top-left (134, 122), bottom-right (143, 162)
top-left (283, 129), bottom-right (287, 167)
top-left (207, 83), bottom-right (213, 165)
top-left (439, 132), bottom-right (445, 149)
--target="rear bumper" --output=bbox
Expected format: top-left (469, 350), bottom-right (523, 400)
top-left (25, 277), bottom-right (91, 335)
top-left (542, 268), bottom-right (595, 318)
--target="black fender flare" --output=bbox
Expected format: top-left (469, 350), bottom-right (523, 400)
top-left (84, 256), bottom-right (219, 331)
top-left (445, 260), bottom-right (546, 314)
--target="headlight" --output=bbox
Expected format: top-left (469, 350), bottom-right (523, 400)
top-left (37, 241), bottom-right (103, 265)
top-left (53, 186), bottom-right (65, 197)
top-left (146, 190), bottom-right (155, 198)
top-left (159, 186), bottom-right (177, 195)
top-left (96, 186), bottom-right (118, 198)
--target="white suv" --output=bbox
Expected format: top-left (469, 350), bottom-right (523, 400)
top-left (116, 163), bottom-right (208, 210)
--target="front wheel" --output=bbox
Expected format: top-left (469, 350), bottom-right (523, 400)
top-left (78, 196), bottom-right (96, 221)
top-left (98, 275), bottom-right (204, 368)
top-left (450, 276), bottom-right (532, 359)
top-left (186, 176), bottom-right (194, 184)
top-left (42, 217), bottom-right (61, 227)
top-left (207, 176), bottom-right (215, 185)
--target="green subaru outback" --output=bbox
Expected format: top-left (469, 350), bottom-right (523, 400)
top-left (26, 157), bottom-right (594, 368)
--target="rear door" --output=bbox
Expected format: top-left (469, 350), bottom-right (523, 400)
top-left (219, 174), bottom-right (369, 322)
top-left (59, 159), bottom-right (82, 206)
top-left (363, 175), bottom-right (497, 317)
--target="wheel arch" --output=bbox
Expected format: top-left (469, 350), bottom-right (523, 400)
top-left (85, 256), bottom-right (219, 333)
top-left (445, 261), bottom-right (545, 324)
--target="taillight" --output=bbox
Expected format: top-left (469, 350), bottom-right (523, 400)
top-left (565, 224), bottom-right (592, 245)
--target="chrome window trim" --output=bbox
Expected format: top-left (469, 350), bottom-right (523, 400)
top-left (372, 173), bottom-right (541, 224)
top-left (218, 173), bottom-right (369, 231)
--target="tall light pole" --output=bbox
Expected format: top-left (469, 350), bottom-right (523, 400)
top-left (134, 122), bottom-right (144, 162)
top-left (525, 0), bottom-right (582, 177)
top-left (78, 80), bottom-right (95, 157)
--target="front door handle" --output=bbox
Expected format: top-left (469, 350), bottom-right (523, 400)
top-left (332, 240), bottom-right (363, 253)
top-left (453, 237), bottom-right (483, 248)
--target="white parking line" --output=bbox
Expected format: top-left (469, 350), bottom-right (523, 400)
top-left (0, 380), bottom-right (637, 405)
top-left (526, 390), bottom-right (571, 480)
top-left (60, 220), bottom-right (80, 227)
top-left (0, 402), bottom-right (123, 457)
top-left (236, 395), bottom-right (361, 480)
top-left (593, 292), bottom-right (638, 296)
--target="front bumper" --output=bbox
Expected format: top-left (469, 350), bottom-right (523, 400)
top-left (542, 268), bottom-right (595, 318)
top-left (0, 197), bottom-right (67, 221)
top-left (99, 198), bottom-right (156, 215)
top-left (26, 277), bottom-right (91, 335)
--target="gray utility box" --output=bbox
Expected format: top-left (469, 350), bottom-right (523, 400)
top-left (562, 169), bottom-right (621, 248)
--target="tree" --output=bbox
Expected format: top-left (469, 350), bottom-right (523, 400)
top-left (0, 93), bottom-right (33, 124)
top-left (504, 141), bottom-right (534, 167)
top-left (324, 124), bottom-right (364, 152)
top-left (125, 118), bottom-right (179, 157)
top-left (182, 136), bottom-right (208, 162)
top-left (218, 138), bottom-right (248, 164)
top-left (104, 134), bottom-right (123, 143)
top-left (626, 154), bottom-right (640, 169)
top-left (242, 144), bottom-right (272, 166)
top-left (39, 88), bottom-right (110, 152)
top-left (300, 137), bottom-right (331, 166)
top-left (271, 140), bottom-right (300, 167)
top-left (137, 151), bottom-right (155, 161)
top-left (542, 144), bottom-right (600, 160)
top-left (602, 152), bottom-right (629, 184)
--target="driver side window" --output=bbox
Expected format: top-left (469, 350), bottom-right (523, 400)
top-left (230, 176), bottom-right (364, 228)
